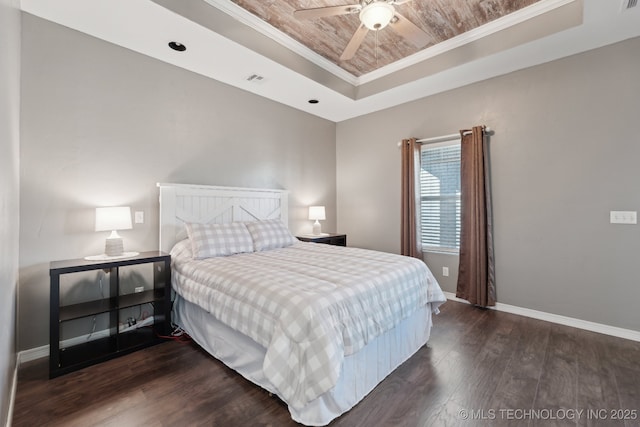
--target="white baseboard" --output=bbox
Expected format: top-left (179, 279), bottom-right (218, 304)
top-left (18, 345), bottom-right (48, 365)
top-left (18, 296), bottom-right (640, 365)
top-left (17, 319), bottom-right (153, 365)
top-left (18, 329), bottom-right (112, 365)
top-left (443, 292), bottom-right (640, 342)
top-left (6, 361), bottom-right (17, 427)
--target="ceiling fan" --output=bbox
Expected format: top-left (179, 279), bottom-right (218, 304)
top-left (293, 0), bottom-right (431, 61)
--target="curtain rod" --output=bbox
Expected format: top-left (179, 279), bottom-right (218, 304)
top-left (417, 132), bottom-right (464, 144)
top-left (397, 127), bottom-right (492, 147)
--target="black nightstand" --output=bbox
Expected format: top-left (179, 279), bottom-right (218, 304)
top-left (49, 251), bottom-right (171, 378)
top-left (297, 233), bottom-right (347, 246)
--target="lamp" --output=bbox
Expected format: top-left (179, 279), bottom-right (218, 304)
top-left (360, 1), bottom-right (395, 31)
top-left (309, 206), bottom-right (327, 236)
top-left (86, 206), bottom-right (138, 260)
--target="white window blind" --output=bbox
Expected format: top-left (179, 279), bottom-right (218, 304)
top-left (419, 141), bottom-right (461, 253)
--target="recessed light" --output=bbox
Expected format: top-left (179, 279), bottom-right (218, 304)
top-left (168, 41), bottom-right (186, 52)
top-left (308, 99), bottom-right (319, 104)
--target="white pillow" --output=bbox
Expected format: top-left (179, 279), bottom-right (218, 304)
top-left (185, 222), bottom-right (254, 259)
top-left (245, 219), bottom-right (296, 251)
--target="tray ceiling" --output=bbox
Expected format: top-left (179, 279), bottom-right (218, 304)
top-left (230, 0), bottom-right (542, 76)
top-left (20, 0), bottom-right (640, 121)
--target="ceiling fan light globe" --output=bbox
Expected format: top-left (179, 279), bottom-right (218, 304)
top-left (360, 2), bottom-right (395, 31)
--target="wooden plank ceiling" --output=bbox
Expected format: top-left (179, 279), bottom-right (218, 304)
top-left (231, 0), bottom-right (542, 76)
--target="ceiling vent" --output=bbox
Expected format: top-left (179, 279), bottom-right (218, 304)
top-left (246, 74), bottom-right (265, 83)
top-left (622, 0), bottom-right (638, 10)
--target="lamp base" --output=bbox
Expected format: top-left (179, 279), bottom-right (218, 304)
top-left (84, 236), bottom-right (139, 260)
top-left (105, 237), bottom-right (124, 257)
top-left (312, 220), bottom-right (323, 235)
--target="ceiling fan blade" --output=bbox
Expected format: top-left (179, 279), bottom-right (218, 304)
top-left (293, 4), bottom-right (360, 20)
top-left (340, 23), bottom-right (369, 60)
top-left (389, 12), bottom-right (430, 48)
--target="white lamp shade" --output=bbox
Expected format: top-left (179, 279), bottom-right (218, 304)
top-left (360, 2), bottom-right (395, 30)
top-left (308, 206), bottom-right (326, 221)
top-left (95, 206), bottom-right (132, 232)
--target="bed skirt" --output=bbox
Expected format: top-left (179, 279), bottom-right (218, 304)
top-left (173, 295), bottom-right (434, 426)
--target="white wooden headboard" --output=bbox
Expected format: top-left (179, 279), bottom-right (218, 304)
top-left (157, 183), bottom-right (289, 253)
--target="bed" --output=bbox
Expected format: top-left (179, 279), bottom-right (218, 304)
top-left (158, 183), bottom-right (446, 426)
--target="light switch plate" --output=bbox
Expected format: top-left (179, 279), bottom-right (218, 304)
top-left (610, 211), bottom-right (637, 224)
top-left (134, 211), bottom-right (144, 224)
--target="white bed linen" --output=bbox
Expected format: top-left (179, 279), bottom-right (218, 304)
top-left (174, 295), bottom-right (434, 426)
top-left (172, 241), bottom-right (445, 425)
top-left (171, 240), bottom-right (446, 410)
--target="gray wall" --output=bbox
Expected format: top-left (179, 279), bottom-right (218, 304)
top-left (0, 0), bottom-right (20, 423)
top-left (337, 37), bottom-right (640, 332)
top-left (18, 15), bottom-right (337, 351)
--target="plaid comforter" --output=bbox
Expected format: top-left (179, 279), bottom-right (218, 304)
top-left (171, 240), bottom-right (445, 409)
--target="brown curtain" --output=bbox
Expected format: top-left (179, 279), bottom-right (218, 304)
top-left (401, 138), bottom-right (422, 258)
top-left (456, 126), bottom-right (496, 307)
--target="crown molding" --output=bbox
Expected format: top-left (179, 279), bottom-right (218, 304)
top-left (203, 0), bottom-right (578, 87)
top-left (202, 0), bottom-right (360, 85)
top-left (357, 0), bottom-right (579, 84)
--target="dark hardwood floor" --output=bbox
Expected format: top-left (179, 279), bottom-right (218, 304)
top-left (13, 301), bottom-right (640, 427)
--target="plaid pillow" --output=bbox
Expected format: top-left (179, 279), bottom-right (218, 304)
top-left (185, 222), bottom-right (254, 259)
top-left (245, 219), bottom-right (296, 251)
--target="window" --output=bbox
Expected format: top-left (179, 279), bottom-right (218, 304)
top-left (419, 140), bottom-right (461, 253)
